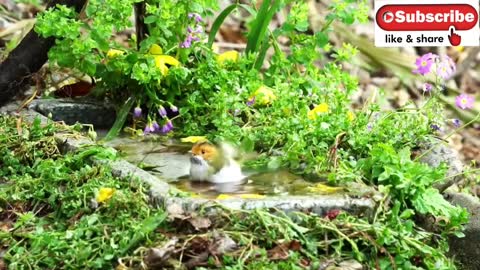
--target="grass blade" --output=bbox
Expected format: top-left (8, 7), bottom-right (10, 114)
top-left (208, 4), bottom-right (239, 47)
top-left (246, 0), bottom-right (271, 53)
top-left (121, 211), bottom-right (168, 253)
top-left (104, 96), bottom-right (134, 141)
top-left (253, 35), bottom-right (270, 70)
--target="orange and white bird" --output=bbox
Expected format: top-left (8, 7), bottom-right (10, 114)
top-left (189, 141), bottom-right (246, 183)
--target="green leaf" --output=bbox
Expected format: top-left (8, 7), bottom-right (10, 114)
top-left (90, 29), bottom-right (110, 52)
top-left (267, 157), bottom-right (281, 169)
top-left (121, 211), bottom-right (167, 253)
top-left (241, 135), bottom-right (255, 152)
top-left (144, 15), bottom-right (158, 24)
top-left (400, 209), bottom-right (414, 219)
top-left (315, 32), bottom-right (329, 48)
top-left (208, 4), bottom-right (239, 48)
top-left (104, 97), bottom-right (135, 141)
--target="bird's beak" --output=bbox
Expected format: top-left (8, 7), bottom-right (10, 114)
top-left (190, 155), bottom-right (204, 165)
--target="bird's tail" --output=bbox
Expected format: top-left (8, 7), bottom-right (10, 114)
top-left (219, 141), bottom-right (258, 165)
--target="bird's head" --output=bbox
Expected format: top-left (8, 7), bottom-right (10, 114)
top-left (190, 142), bottom-right (220, 166)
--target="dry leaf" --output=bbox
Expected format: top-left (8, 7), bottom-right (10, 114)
top-left (166, 203), bottom-right (186, 220)
top-left (188, 216), bottom-right (211, 231)
top-left (144, 238), bottom-right (178, 267)
top-left (211, 231), bottom-right (237, 254)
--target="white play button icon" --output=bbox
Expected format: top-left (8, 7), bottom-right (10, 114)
top-left (383, 11), bottom-right (394, 23)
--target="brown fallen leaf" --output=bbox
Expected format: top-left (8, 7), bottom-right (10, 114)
top-left (267, 240), bottom-right (302, 261)
top-left (188, 216), bottom-right (212, 231)
top-left (166, 203), bottom-right (186, 220)
top-left (211, 231), bottom-right (237, 254)
top-left (144, 237), bottom-right (179, 267)
top-left (337, 259), bottom-right (363, 270)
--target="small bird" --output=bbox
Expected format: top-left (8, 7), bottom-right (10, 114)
top-left (189, 141), bottom-right (246, 183)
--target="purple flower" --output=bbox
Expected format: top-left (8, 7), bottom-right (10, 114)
top-left (451, 119), bottom-right (461, 128)
top-left (195, 25), bottom-right (203, 33)
top-left (366, 123), bottom-right (373, 131)
top-left (170, 104), bottom-right (178, 113)
top-left (152, 121), bottom-right (160, 131)
top-left (144, 123), bottom-right (154, 135)
top-left (430, 124), bottom-right (441, 131)
top-left (436, 62), bottom-right (454, 80)
top-left (180, 35), bottom-right (193, 48)
top-left (413, 53), bottom-right (436, 75)
top-left (246, 97), bottom-right (255, 106)
top-left (158, 106), bottom-right (167, 117)
top-left (422, 83), bottom-right (433, 92)
top-left (455, 93), bottom-right (475, 110)
top-left (188, 13), bottom-right (203, 23)
top-left (161, 120), bottom-right (174, 134)
top-left (133, 107), bottom-right (142, 118)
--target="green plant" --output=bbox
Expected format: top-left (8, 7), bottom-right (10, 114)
top-left (27, 1), bottom-right (478, 268)
top-left (0, 116), bottom-right (166, 269)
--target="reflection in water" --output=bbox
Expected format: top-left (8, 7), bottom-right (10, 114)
top-left (106, 137), bottom-right (344, 198)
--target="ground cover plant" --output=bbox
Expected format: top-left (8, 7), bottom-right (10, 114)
top-left (1, 0), bottom-right (479, 269)
top-left (0, 115), bottom-right (470, 269)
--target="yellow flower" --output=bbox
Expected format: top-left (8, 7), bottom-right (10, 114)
top-left (249, 85), bottom-right (276, 105)
top-left (216, 194), bottom-right (234, 200)
top-left (239, 193), bottom-right (265, 199)
top-left (96, 188), bottom-right (115, 203)
top-left (106, 49), bottom-right (124, 59)
top-left (180, 136), bottom-right (208, 143)
top-left (154, 55), bottom-right (180, 76)
top-left (149, 44), bottom-right (163, 55)
top-left (347, 111), bottom-right (355, 121)
top-left (217, 50), bottom-right (239, 65)
top-left (307, 103), bottom-right (329, 120)
top-left (307, 183), bottom-right (343, 194)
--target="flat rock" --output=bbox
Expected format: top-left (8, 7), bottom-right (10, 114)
top-left (30, 98), bottom-right (116, 128)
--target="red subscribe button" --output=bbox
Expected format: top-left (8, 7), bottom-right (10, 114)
top-left (377, 4), bottom-right (478, 31)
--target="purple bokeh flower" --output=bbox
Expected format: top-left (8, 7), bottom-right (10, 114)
top-left (413, 53), bottom-right (436, 75)
top-left (144, 123), bottom-right (154, 135)
top-left (170, 104), bottom-right (178, 113)
top-left (161, 120), bottom-right (174, 134)
top-left (452, 119), bottom-right (461, 128)
top-left (181, 14), bottom-right (204, 48)
top-left (422, 83), bottom-right (433, 92)
top-left (180, 36), bottom-right (193, 48)
top-left (455, 93), bottom-right (475, 110)
top-left (158, 106), bottom-right (167, 117)
top-left (188, 13), bottom-right (203, 23)
top-left (436, 62), bottom-right (454, 80)
top-left (152, 121), bottom-right (160, 132)
top-left (246, 97), bottom-right (255, 106)
top-left (430, 124), bottom-right (441, 131)
top-left (133, 107), bottom-right (142, 118)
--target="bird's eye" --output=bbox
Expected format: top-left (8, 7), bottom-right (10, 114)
top-left (201, 150), bottom-right (206, 154)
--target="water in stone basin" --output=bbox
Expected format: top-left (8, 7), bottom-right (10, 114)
top-left (104, 137), bottom-right (345, 199)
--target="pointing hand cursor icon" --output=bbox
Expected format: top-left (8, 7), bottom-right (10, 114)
top-left (448, 26), bottom-right (461, 46)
